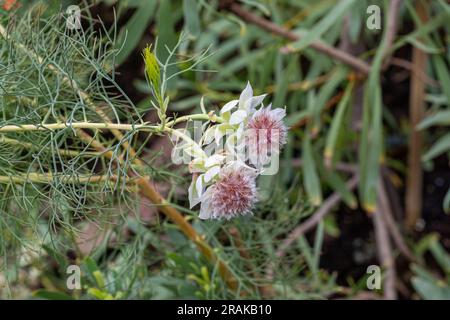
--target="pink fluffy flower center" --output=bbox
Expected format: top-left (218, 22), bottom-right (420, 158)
top-left (246, 109), bottom-right (287, 157)
top-left (210, 170), bottom-right (256, 218)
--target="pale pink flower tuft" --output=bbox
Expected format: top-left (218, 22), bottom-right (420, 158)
top-left (246, 105), bottom-right (288, 164)
top-left (199, 164), bottom-right (257, 220)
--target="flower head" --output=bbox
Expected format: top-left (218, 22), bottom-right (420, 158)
top-left (246, 104), bottom-right (288, 165)
top-left (186, 82), bottom-right (288, 220)
top-left (199, 163), bottom-right (257, 220)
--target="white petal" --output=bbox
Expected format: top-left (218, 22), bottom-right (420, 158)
top-left (215, 125), bottom-right (225, 144)
top-left (245, 94), bottom-right (266, 113)
top-left (203, 126), bottom-right (216, 145)
top-left (271, 107), bottom-right (286, 120)
top-left (231, 160), bottom-right (258, 174)
top-left (220, 100), bottom-right (239, 114)
top-left (236, 122), bottom-right (244, 140)
top-left (204, 165), bottom-right (220, 183)
top-left (182, 140), bottom-right (203, 157)
top-left (204, 154), bottom-right (225, 168)
top-left (188, 181), bottom-right (201, 208)
top-left (196, 174), bottom-right (204, 197)
top-left (239, 81), bottom-right (253, 109)
top-left (199, 201), bottom-right (212, 219)
top-left (189, 157), bottom-right (205, 173)
top-left (229, 110), bottom-right (248, 125)
top-left (183, 145), bottom-right (196, 157)
top-left (225, 133), bottom-right (237, 155)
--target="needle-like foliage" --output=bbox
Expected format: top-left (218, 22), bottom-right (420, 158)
top-left (0, 6), bottom-right (150, 273)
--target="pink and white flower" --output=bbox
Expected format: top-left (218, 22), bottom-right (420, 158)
top-left (246, 104), bottom-right (288, 165)
top-left (198, 162), bottom-right (257, 220)
top-left (186, 82), bottom-right (288, 220)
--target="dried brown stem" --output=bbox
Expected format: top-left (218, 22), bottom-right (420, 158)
top-left (382, 0), bottom-right (403, 68)
top-left (373, 183), bottom-right (397, 300)
top-left (222, 2), bottom-right (370, 75)
top-left (378, 176), bottom-right (416, 263)
top-left (405, 1), bottom-right (428, 231)
top-left (390, 57), bottom-right (438, 87)
top-left (291, 159), bottom-right (357, 174)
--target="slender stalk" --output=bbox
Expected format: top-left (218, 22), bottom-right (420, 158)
top-left (0, 113), bottom-right (223, 133)
top-left (382, 0), bottom-right (403, 68)
top-left (374, 183), bottom-right (397, 300)
top-left (378, 176), bottom-right (416, 262)
top-left (0, 173), bottom-right (138, 184)
top-left (0, 120), bottom-right (209, 160)
top-left (405, 1), bottom-right (428, 231)
top-left (221, 1), bottom-right (371, 75)
top-left (0, 122), bottom-right (159, 133)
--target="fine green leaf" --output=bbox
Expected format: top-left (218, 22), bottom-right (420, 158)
top-left (432, 55), bottom-right (450, 106)
top-left (183, 0), bottom-right (201, 37)
top-left (33, 290), bottom-right (75, 300)
top-left (288, 0), bottom-right (356, 51)
top-left (418, 111), bottom-right (450, 129)
top-left (422, 132), bottom-right (450, 162)
top-left (429, 240), bottom-right (450, 274)
top-left (324, 81), bottom-right (354, 163)
top-left (412, 276), bottom-right (450, 300)
top-left (156, 0), bottom-right (178, 64)
top-left (302, 136), bottom-right (322, 206)
top-left (444, 188), bottom-right (450, 214)
top-left (115, 1), bottom-right (157, 65)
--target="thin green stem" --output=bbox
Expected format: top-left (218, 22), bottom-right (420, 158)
top-left (166, 113), bottom-right (224, 127)
top-left (0, 173), bottom-right (143, 184)
top-left (0, 114), bottom-right (223, 133)
top-left (0, 122), bottom-right (158, 133)
top-left (0, 114), bottom-right (224, 158)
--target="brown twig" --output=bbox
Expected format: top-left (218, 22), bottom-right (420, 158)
top-left (265, 73), bottom-right (330, 94)
top-left (405, 1), bottom-right (428, 231)
top-left (291, 159), bottom-right (357, 174)
top-left (382, 0), bottom-right (403, 69)
top-left (373, 183), bottom-right (397, 300)
top-left (221, 1), bottom-right (371, 75)
top-left (378, 176), bottom-right (416, 263)
top-left (390, 57), bottom-right (439, 87)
